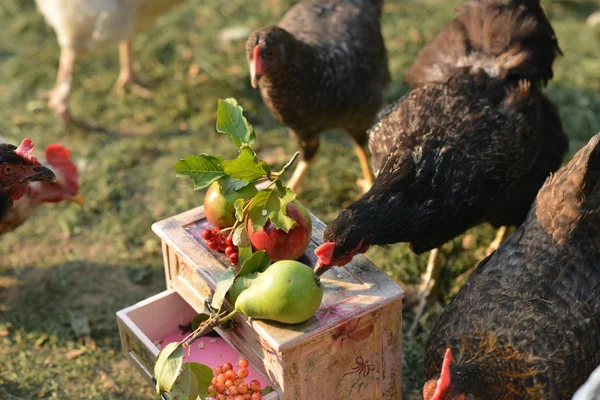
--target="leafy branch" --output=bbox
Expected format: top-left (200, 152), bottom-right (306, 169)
top-left (163, 98), bottom-right (301, 399)
top-left (154, 251), bottom-right (270, 397)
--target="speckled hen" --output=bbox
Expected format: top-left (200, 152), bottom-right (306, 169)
top-left (423, 132), bottom-right (600, 400)
top-left (315, 0), bottom-right (568, 331)
top-left (0, 138), bottom-right (56, 221)
top-left (245, 0), bottom-right (390, 191)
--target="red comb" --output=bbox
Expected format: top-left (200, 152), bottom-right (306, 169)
top-left (315, 242), bottom-right (336, 265)
top-left (14, 138), bottom-right (38, 164)
top-left (431, 348), bottom-right (453, 400)
top-left (44, 144), bottom-right (79, 191)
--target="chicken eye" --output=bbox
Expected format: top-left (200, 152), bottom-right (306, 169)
top-left (267, 49), bottom-right (276, 59)
top-left (2, 166), bottom-right (13, 175)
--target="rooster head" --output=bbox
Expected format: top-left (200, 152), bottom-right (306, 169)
top-left (28, 143), bottom-right (83, 206)
top-left (0, 138), bottom-right (55, 201)
top-left (246, 26), bottom-right (291, 88)
top-left (314, 207), bottom-right (372, 275)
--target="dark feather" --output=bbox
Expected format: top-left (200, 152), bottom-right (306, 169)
top-left (323, 0), bottom-right (568, 265)
top-left (406, 0), bottom-right (561, 88)
top-left (424, 134), bottom-right (600, 399)
top-left (246, 0), bottom-right (390, 161)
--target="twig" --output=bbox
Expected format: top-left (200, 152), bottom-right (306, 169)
top-left (281, 151), bottom-right (300, 173)
top-left (182, 310), bottom-right (239, 347)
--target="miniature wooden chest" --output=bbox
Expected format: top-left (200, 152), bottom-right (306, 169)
top-left (150, 205), bottom-right (405, 400)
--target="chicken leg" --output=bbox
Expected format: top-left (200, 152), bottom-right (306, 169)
top-left (408, 248), bottom-right (442, 337)
top-left (485, 226), bottom-right (508, 256)
top-left (113, 41), bottom-right (152, 98)
top-left (353, 141), bottom-right (375, 194)
top-left (49, 47), bottom-right (75, 126)
top-left (287, 160), bottom-right (312, 192)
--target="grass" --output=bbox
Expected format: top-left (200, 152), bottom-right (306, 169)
top-left (0, 0), bottom-right (599, 398)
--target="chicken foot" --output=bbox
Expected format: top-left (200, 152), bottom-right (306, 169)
top-left (113, 41), bottom-right (152, 98)
top-left (408, 248), bottom-right (442, 337)
top-left (485, 225), bottom-right (508, 256)
top-left (353, 142), bottom-right (375, 194)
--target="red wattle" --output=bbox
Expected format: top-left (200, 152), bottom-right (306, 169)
top-left (252, 45), bottom-right (265, 76)
top-left (315, 242), bottom-right (336, 265)
top-left (8, 185), bottom-right (28, 201)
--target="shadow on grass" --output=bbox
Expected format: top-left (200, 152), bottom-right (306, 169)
top-left (0, 260), bottom-right (164, 399)
top-left (0, 260), bottom-right (164, 340)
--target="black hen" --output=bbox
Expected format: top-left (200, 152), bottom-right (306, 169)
top-left (0, 138), bottom-right (55, 221)
top-left (245, 0), bottom-right (390, 191)
top-left (315, 0), bottom-right (567, 276)
top-left (422, 133), bottom-right (600, 400)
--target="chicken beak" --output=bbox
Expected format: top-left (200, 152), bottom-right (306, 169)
top-left (250, 45), bottom-right (264, 89)
top-left (314, 260), bottom-right (331, 276)
top-left (25, 166), bottom-right (56, 183)
top-left (69, 193), bottom-right (85, 207)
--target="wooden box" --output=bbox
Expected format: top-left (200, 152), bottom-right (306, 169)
top-left (116, 289), bottom-right (277, 400)
top-left (150, 206), bottom-right (405, 399)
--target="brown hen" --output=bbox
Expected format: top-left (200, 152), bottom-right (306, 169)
top-left (424, 133), bottom-right (600, 400)
top-left (246, 0), bottom-right (390, 191)
top-left (315, 0), bottom-right (568, 334)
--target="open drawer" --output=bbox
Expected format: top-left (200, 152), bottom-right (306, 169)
top-left (116, 289), bottom-right (278, 399)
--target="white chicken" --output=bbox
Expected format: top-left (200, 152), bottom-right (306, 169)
top-left (573, 364), bottom-right (600, 400)
top-left (36, 0), bottom-right (185, 125)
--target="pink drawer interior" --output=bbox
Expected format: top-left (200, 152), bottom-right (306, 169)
top-left (118, 290), bottom-right (273, 394)
top-left (159, 328), bottom-right (268, 387)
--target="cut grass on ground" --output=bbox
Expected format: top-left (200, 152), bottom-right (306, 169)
top-left (1, 0), bottom-right (599, 398)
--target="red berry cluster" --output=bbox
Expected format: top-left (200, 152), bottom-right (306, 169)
top-left (207, 358), bottom-right (263, 400)
top-left (202, 228), bottom-right (239, 264)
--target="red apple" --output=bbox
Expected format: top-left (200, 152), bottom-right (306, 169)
top-left (204, 181), bottom-right (258, 228)
top-left (248, 200), bottom-right (312, 261)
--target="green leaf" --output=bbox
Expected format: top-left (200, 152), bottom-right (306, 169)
top-left (211, 268), bottom-right (236, 311)
top-left (191, 313), bottom-right (210, 331)
top-left (275, 179), bottom-right (286, 196)
top-left (233, 198), bottom-right (246, 222)
top-left (249, 188), bottom-right (279, 232)
top-left (237, 246), bottom-right (253, 267)
top-left (270, 187), bottom-right (298, 232)
top-left (258, 161), bottom-right (271, 179)
top-left (187, 363), bottom-right (214, 400)
top-left (232, 224), bottom-right (250, 247)
top-left (249, 187), bottom-right (297, 233)
top-left (220, 177), bottom-right (250, 196)
top-left (154, 342), bottom-right (183, 394)
top-left (238, 251), bottom-right (270, 276)
top-left (216, 98), bottom-right (255, 147)
top-left (174, 155), bottom-right (226, 190)
top-left (262, 386), bottom-right (276, 395)
top-left (238, 245), bottom-right (253, 265)
top-left (170, 363), bottom-right (199, 400)
top-left (221, 147), bottom-right (267, 182)
top-left (269, 210), bottom-right (297, 233)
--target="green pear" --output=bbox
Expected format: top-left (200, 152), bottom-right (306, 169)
top-left (228, 272), bottom-right (259, 305)
top-left (234, 260), bottom-right (323, 324)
